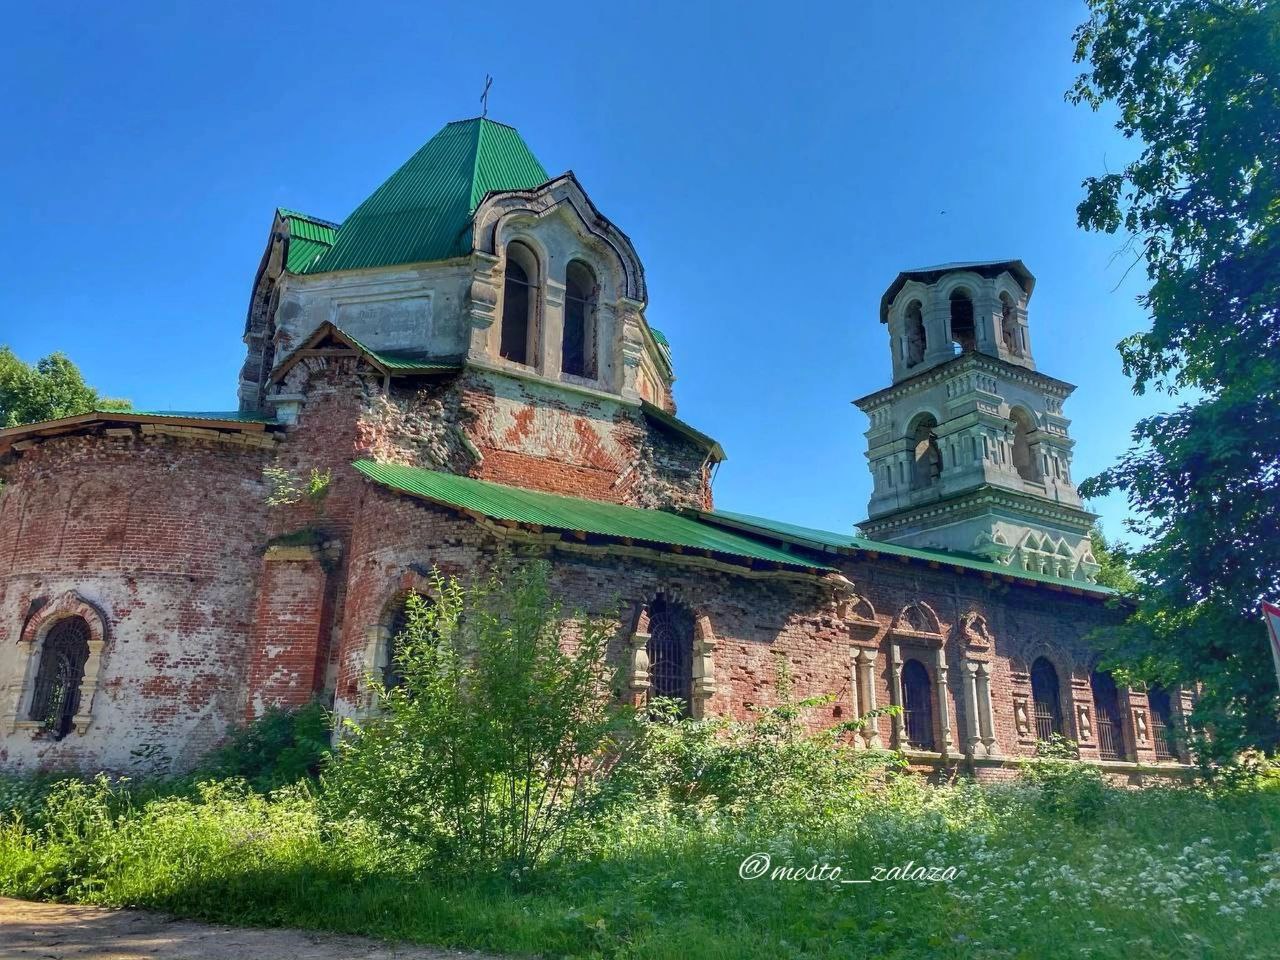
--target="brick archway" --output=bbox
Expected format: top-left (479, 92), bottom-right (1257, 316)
top-left (8, 591), bottom-right (109, 736)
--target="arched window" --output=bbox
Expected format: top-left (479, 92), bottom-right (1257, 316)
top-left (1010, 408), bottom-right (1039, 482)
top-left (949, 289), bottom-right (975, 353)
top-left (1091, 671), bottom-right (1126, 760)
top-left (383, 592), bottom-right (434, 690)
top-left (1030, 657), bottom-right (1063, 741)
top-left (1147, 685), bottom-right (1177, 761)
top-left (29, 616), bottom-right (91, 739)
top-left (501, 242), bottom-right (538, 365)
top-left (904, 300), bottom-right (926, 367)
top-left (909, 414), bottom-right (941, 490)
top-left (562, 260), bottom-right (597, 379)
top-left (647, 595), bottom-right (693, 715)
top-left (901, 658), bottom-right (935, 750)
top-left (999, 292), bottom-right (1020, 356)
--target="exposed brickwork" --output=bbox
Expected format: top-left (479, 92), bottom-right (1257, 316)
top-left (0, 360), bottom-right (1166, 780)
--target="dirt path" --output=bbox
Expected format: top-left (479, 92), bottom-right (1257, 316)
top-left (0, 897), bottom-right (510, 960)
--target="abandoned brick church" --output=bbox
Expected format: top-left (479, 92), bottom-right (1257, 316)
top-left (0, 117), bottom-right (1191, 778)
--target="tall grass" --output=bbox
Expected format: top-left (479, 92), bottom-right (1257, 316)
top-left (3, 772), bottom-right (1279, 959)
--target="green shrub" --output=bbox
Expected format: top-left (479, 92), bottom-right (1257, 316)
top-left (199, 700), bottom-right (331, 791)
top-left (1018, 734), bottom-right (1109, 823)
top-left (323, 559), bottom-right (631, 875)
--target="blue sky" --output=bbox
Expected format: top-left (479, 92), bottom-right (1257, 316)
top-left (0, 1), bottom-right (1165, 541)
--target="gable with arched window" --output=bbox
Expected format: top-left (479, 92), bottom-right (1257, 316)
top-left (500, 241), bottom-right (539, 365)
top-left (1030, 657), bottom-right (1063, 741)
top-left (562, 260), bottom-right (597, 379)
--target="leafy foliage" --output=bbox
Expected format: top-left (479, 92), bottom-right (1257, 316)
top-left (324, 560), bottom-right (630, 874)
top-left (1069, 0), bottom-right (1280, 759)
top-left (1019, 735), bottom-right (1109, 824)
top-left (199, 701), bottom-right (331, 791)
top-left (0, 346), bottom-right (129, 428)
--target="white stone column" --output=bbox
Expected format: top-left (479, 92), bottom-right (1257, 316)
top-left (889, 643), bottom-right (905, 748)
top-left (934, 647), bottom-right (952, 755)
top-left (962, 660), bottom-right (983, 758)
top-left (976, 662), bottom-right (998, 756)
top-left (855, 649), bottom-right (882, 748)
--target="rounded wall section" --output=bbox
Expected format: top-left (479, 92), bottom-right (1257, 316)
top-left (0, 433), bottom-right (273, 774)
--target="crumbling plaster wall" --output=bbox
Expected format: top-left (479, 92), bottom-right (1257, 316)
top-left (0, 434), bottom-right (272, 774)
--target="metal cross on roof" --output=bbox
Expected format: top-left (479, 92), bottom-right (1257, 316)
top-left (480, 74), bottom-right (493, 118)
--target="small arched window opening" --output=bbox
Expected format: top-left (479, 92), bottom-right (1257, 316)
top-left (1147, 685), bottom-right (1177, 761)
top-left (901, 658), bottom-right (935, 750)
top-left (1091, 671), bottom-right (1126, 760)
top-left (383, 592), bottom-right (435, 690)
top-left (29, 616), bottom-right (91, 739)
top-left (562, 260), bottom-right (597, 379)
top-left (1030, 657), bottom-right (1063, 741)
top-left (1010, 408), bottom-right (1039, 483)
top-left (909, 414), bottom-right (941, 490)
top-left (999, 292), bottom-right (1021, 356)
top-left (647, 595), bottom-right (693, 716)
top-left (949, 289), bottom-right (976, 353)
top-left (904, 300), bottom-right (926, 367)
top-left (501, 242), bottom-right (538, 365)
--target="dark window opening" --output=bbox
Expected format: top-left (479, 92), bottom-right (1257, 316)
top-left (501, 244), bottom-right (537, 365)
top-left (949, 290), bottom-right (975, 353)
top-left (1000, 292), bottom-right (1020, 356)
top-left (563, 261), bottom-right (596, 379)
top-left (1148, 685), bottom-right (1178, 761)
top-left (29, 617), bottom-right (91, 739)
top-left (905, 301), bottom-right (926, 367)
top-left (901, 658), bottom-right (935, 750)
top-left (1010, 408), bottom-right (1040, 483)
top-left (910, 415), bottom-right (941, 490)
top-left (383, 593), bottom-right (434, 690)
top-left (1031, 657), bottom-right (1063, 742)
top-left (1091, 671), bottom-right (1126, 761)
top-left (647, 595), bottom-right (693, 715)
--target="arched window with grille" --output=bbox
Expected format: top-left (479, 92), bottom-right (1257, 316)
top-left (1148, 685), bottom-right (1178, 761)
top-left (646, 595), bottom-right (693, 715)
top-left (562, 260), bottom-right (597, 379)
top-left (1091, 671), bottom-right (1126, 760)
top-left (383, 592), bottom-right (434, 690)
top-left (1030, 657), bottom-right (1063, 741)
top-left (501, 242), bottom-right (538, 365)
top-left (901, 658), bottom-right (935, 750)
top-left (29, 617), bottom-right (91, 739)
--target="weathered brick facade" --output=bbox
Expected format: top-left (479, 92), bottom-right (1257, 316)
top-left (0, 117), bottom-right (1190, 781)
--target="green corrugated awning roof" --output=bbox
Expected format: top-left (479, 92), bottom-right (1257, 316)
top-left (353, 460), bottom-right (831, 572)
top-left (703, 509), bottom-right (1115, 596)
top-left (303, 118), bottom-right (550, 274)
top-left (124, 410), bottom-right (277, 423)
top-left (278, 210), bottom-right (339, 273)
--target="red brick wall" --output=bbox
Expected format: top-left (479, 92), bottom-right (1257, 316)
top-left (0, 432), bottom-right (271, 773)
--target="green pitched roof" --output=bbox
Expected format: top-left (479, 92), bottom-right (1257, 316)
top-left (279, 209), bottom-right (338, 273)
top-left (353, 460), bottom-right (830, 572)
top-left (302, 118), bottom-right (550, 275)
top-left (703, 510), bottom-right (1115, 596)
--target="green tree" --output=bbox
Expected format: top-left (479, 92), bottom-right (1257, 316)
top-left (323, 560), bottom-right (631, 875)
top-left (1070, 0), bottom-right (1280, 760)
top-left (0, 347), bottom-right (129, 428)
top-left (1089, 525), bottom-right (1139, 594)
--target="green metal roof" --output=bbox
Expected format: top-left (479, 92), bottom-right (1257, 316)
top-left (110, 409), bottom-right (277, 423)
top-left (278, 210), bottom-right (339, 274)
top-left (353, 460), bottom-right (830, 571)
top-left (303, 118), bottom-right (550, 275)
top-left (703, 509), bottom-right (1115, 596)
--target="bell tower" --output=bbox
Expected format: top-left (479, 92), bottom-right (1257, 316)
top-left (853, 260), bottom-right (1101, 584)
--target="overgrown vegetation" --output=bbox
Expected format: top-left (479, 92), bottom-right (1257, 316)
top-left (3, 561), bottom-right (1280, 958)
top-left (1070, 0), bottom-right (1280, 762)
top-left (263, 466), bottom-right (333, 508)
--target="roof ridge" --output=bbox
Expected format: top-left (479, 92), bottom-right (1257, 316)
top-left (467, 117), bottom-right (487, 212)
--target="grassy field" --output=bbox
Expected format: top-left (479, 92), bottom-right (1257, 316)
top-left (3, 772), bottom-right (1280, 960)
